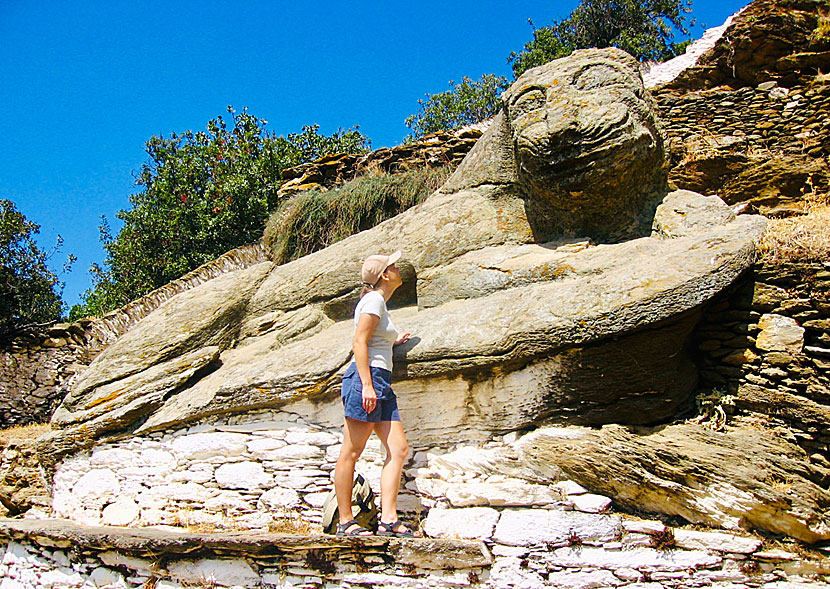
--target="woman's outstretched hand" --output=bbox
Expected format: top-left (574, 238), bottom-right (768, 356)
top-left (394, 331), bottom-right (412, 346)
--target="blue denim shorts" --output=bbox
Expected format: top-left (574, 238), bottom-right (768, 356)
top-left (341, 363), bottom-right (401, 423)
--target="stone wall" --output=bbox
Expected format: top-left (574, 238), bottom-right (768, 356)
top-left (653, 80), bottom-right (830, 215)
top-left (18, 404), bottom-right (827, 587)
top-left (694, 261), bottom-right (830, 470)
top-left (276, 126), bottom-right (485, 198)
top-left (0, 326), bottom-right (91, 428)
top-left (0, 431), bottom-right (49, 517)
top-left (0, 521), bottom-right (490, 589)
top-left (3, 508), bottom-right (830, 588)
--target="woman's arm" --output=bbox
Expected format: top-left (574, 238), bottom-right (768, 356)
top-left (353, 313), bottom-right (381, 413)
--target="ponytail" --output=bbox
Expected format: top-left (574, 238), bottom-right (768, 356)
top-left (359, 282), bottom-right (376, 299)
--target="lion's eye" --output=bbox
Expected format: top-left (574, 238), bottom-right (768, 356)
top-left (511, 89), bottom-right (545, 117)
top-left (575, 64), bottom-right (629, 91)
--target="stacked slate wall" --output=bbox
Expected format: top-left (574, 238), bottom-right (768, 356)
top-left (694, 261), bottom-right (830, 473)
top-left (653, 80), bottom-right (830, 214)
top-left (655, 82), bottom-right (830, 159)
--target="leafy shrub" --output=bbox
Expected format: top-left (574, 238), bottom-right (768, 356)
top-left (508, 0), bottom-right (693, 77)
top-left (404, 74), bottom-right (508, 139)
top-left (264, 167), bottom-right (450, 264)
top-left (72, 107), bottom-right (369, 318)
top-left (1, 200), bottom-right (74, 342)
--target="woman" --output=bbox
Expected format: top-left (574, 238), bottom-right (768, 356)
top-left (333, 250), bottom-right (422, 537)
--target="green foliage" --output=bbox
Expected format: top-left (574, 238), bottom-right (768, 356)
top-left (689, 387), bottom-right (737, 431)
top-left (264, 167), bottom-right (450, 264)
top-left (1, 200), bottom-right (75, 342)
top-left (508, 0), bottom-right (693, 78)
top-left (404, 74), bottom-right (509, 139)
top-left (72, 107), bottom-right (370, 318)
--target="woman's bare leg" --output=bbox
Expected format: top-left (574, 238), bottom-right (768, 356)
top-left (334, 417), bottom-right (375, 533)
top-left (374, 420), bottom-right (419, 534)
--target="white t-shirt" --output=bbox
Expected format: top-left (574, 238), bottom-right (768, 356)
top-left (354, 291), bottom-right (398, 371)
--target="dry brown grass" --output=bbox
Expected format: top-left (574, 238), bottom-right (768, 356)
top-left (757, 201), bottom-right (830, 264)
top-left (0, 423), bottom-right (49, 444)
top-left (172, 509), bottom-right (317, 536)
top-left (263, 166), bottom-right (450, 264)
top-left (268, 516), bottom-right (317, 535)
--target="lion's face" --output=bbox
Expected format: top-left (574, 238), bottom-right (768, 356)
top-left (503, 48), bottom-right (666, 240)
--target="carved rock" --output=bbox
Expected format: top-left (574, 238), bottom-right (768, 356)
top-left (43, 49), bottom-right (772, 535)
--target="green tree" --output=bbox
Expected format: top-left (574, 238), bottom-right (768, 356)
top-left (404, 74), bottom-right (509, 139)
top-left (509, 0), bottom-right (693, 78)
top-left (1, 200), bottom-right (74, 343)
top-left (72, 107), bottom-right (369, 318)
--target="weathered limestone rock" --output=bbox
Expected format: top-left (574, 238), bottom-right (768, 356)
top-left (735, 383), bottom-right (830, 430)
top-left (100, 497), bottom-right (140, 527)
top-left (214, 461), bottom-right (271, 490)
top-left (652, 189), bottom-right (735, 238)
top-left (667, 0), bottom-right (830, 90)
top-left (47, 48), bottom-right (696, 456)
top-left (545, 545), bottom-right (722, 572)
top-left (109, 203), bottom-right (761, 448)
top-left (38, 346), bottom-right (222, 471)
top-left (170, 431), bottom-right (249, 461)
top-left (418, 444), bottom-right (550, 483)
top-left (517, 423), bottom-right (830, 543)
top-left (71, 264), bottom-right (272, 397)
top-left (570, 493), bottom-right (613, 514)
top-left (422, 507), bottom-right (500, 540)
top-left (168, 558), bottom-right (260, 587)
top-left (445, 48), bottom-right (667, 242)
top-left (0, 431), bottom-right (50, 517)
top-left (493, 509), bottom-right (622, 546)
top-left (671, 529), bottom-right (763, 554)
top-left (442, 479), bottom-right (561, 508)
top-left (756, 313), bottom-right (805, 353)
top-left (258, 487), bottom-right (301, 511)
top-left (0, 518), bottom-right (493, 570)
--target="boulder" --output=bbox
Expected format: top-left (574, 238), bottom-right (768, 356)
top-left (125, 205), bottom-right (761, 445)
top-left (516, 422), bottom-right (830, 543)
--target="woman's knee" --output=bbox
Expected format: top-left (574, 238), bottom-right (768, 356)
top-left (338, 441), bottom-right (366, 464)
top-left (389, 439), bottom-right (409, 463)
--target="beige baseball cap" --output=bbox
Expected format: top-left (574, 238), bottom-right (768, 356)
top-left (361, 250), bottom-right (401, 286)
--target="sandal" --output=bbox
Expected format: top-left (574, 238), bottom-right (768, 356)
top-left (336, 519), bottom-right (372, 536)
top-left (377, 519), bottom-right (422, 537)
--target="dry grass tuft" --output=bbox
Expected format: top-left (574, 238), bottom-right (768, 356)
top-left (0, 423), bottom-right (50, 444)
top-left (263, 166), bottom-right (450, 264)
top-left (650, 527), bottom-right (677, 551)
top-left (268, 516), bottom-right (317, 535)
top-left (757, 201), bottom-right (830, 264)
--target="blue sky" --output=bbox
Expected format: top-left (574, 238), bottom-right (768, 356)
top-left (1, 0), bottom-right (749, 310)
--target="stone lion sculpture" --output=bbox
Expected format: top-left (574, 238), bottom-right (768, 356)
top-left (42, 48), bottom-right (764, 473)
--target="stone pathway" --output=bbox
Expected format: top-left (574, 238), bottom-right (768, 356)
top-left (2, 516), bottom-right (829, 588)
